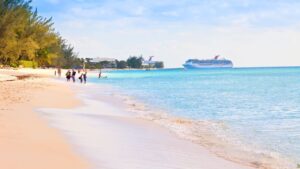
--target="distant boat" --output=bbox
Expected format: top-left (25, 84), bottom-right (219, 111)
top-left (183, 55), bottom-right (233, 69)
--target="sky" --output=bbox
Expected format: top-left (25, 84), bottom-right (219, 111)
top-left (32, 0), bottom-right (300, 68)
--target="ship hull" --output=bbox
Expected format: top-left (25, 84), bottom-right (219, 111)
top-left (183, 64), bottom-right (233, 69)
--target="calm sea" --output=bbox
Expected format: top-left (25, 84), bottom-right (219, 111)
top-left (90, 67), bottom-right (300, 165)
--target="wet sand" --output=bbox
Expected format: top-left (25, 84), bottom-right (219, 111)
top-left (40, 86), bottom-right (256, 169)
top-left (0, 72), bottom-right (89, 169)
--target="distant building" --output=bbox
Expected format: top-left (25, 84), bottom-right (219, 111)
top-left (90, 57), bottom-right (116, 63)
top-left (90, 57), bottom-right (117, 68)
top-left (142, 56), bottom-right (164, 68)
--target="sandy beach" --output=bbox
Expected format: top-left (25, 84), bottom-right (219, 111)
top-left (0, 69), bottom-right (88, 169)
top-left (40, 98), bottom-right (255, 169)
top-left (2, 1), bottom-right (300, 168)
top-left (0, 68), bottom-right (257, 169)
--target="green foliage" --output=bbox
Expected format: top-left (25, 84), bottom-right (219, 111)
top-left (55, 39), bottom-right (81, 68)
top-left (9, 62), bottom-right (18, 68)
top-left (19, 60), bottom-right (38, 68)
top-left (154, 61), bottom-right (164, 68)
top-left (0, 0), bottom-right (79, 68)
top-left (116, 60), bottom-right (127, 69)
top-left (127, 56), bottom-right (143, 69)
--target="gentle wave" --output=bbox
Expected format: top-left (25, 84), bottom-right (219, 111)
top-left (94, 84), bottom-right (296, 169)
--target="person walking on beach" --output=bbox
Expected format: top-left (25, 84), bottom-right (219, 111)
top-left (83, 70), bottom-right (87, 84)
top-left (71, 69), bottom-right (76, 82)
top-left (66, 70), bottom-right (71, 82)
top-left (78, 70), bottom-right (84, 83)
top-left (79, 73), bottom-right (83, 83)
top-left (98, 69), bottom-right (102, 78)
top-left (78, 70), bottom-right (87, 84)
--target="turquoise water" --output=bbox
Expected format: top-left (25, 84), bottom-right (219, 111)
top-left (90, 67), bottom-right (300, 164)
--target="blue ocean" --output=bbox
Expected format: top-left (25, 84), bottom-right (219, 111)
top-left (90, 67), bottom-right (300, 166)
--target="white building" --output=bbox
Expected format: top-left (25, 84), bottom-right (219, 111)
top-left (90, 57), bottom-right (116, 63)
top-left (142, 56), bottom-right (163, 68)
top-left (89, 57), bottom-right (117, 68)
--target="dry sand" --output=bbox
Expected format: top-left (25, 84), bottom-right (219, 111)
top-left (0, 68), bottom-right (256, 169)
top-left (0, 73), bottom-right (89, 169)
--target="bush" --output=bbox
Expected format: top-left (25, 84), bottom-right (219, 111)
top-left (9, 62), bottom-right (19, 68)
top-left (19, 60), bottom-right (38, 68)
top-left (127, 56), bottom-right (143, 68)
top-left (116, 60), bottom-right (127, 69)
top-left (154, 62), bottom-right (164, 69)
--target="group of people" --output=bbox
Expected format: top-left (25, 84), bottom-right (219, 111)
top-left (65, 69), bottom-right (87, 83)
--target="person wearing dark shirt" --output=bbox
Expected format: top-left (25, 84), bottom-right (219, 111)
top-left (71, 69), bottom-right (76, 82)
top-left (83, 70), bottom-right (87, 84)
top-left (66, 70), bottom-right (71, 82)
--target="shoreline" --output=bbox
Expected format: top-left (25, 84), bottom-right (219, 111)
top-left (0, 68), bottom-right (295, 169)
top-left (39, 83), bottom-right (255, 169)
top-left (75, 83), bottom-right (296, 169)
top-left (0, 70), bottom-right (89, 169)
top-left (90, 69), bottom-right (299, 169)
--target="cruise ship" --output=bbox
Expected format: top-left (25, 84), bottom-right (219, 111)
top-left (183, 55), bottom-right (233, 69)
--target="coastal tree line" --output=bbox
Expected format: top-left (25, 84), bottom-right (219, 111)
top-left (84, 56), bottom-right (164, 69)
top-left (0, 0), bottom-right (80, 68)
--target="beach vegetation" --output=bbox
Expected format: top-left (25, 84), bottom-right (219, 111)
top-left (116, 60), bottom-right (127, 69)
top-left (85, 56), bottom-right (164, 69)
top-left (127, 56), bottom-right (143, 69)
top-left (19, 60), bottom-right (38, 68)
top-left (0, 0), bottom-right (79, 68)
top-left (154, 61), bottom-right (164, 69)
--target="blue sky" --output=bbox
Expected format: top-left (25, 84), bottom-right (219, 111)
top-left (32, 0), bottom-right (300, 67)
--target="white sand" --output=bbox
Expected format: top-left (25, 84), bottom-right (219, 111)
top-left (40, 91), bottom-right (255, 169)
top-left (0, 76), bottom-right (88, 169)
top-left (0, 73), bottom-right (17, 81)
